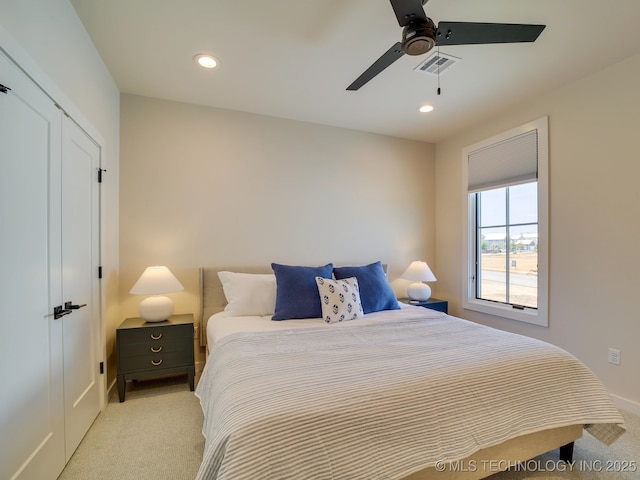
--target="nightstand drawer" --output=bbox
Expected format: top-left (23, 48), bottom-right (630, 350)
top-left (118, 323), bottom-right (193, 345)
top-left (118, 340), bottom-right (190, 358)
top-left (119, 350), bottom-right (193, 372)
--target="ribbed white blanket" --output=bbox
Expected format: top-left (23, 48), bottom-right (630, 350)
top-left (196, 309), bottom-right (625, 480)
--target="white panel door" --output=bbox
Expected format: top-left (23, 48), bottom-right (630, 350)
top-left (0, 52), bottom-right (65, 480)
top-left (61, 118), bottom-right (101, 460)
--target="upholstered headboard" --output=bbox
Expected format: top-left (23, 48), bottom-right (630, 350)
top-left (199, 264), bottom-right (389, 347)
top-left (199, 266), bottom-right (273, 346)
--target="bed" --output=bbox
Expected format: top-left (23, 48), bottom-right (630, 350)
top-left (195, 264), bottom-right (625, 480)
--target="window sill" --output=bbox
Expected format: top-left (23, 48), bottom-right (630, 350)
top-left (463, 298), bottom-right (548, 327)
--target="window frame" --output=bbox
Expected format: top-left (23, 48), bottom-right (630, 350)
top-left (462, 117), bottom-right (549, 326)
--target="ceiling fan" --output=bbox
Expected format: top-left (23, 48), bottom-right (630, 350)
top-left (347, 0), bottom-right (545, 91)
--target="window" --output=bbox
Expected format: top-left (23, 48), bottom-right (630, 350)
top-left (462, 117), bottom-right (548, 326)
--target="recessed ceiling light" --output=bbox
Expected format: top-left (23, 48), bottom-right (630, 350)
top-left (418, 104), bottom-right (434, 113)
top-left (194, 54), bottom-right (219, 69)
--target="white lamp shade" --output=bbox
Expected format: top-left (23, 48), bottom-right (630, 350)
top-left (130, 266), bottom-right (184, 295)
top-left (402, 261), bottom-right (436, 302)
top-left (401, 261), bottom-right (436, 282)
top-left (130, 266), bottom-right (183, 322)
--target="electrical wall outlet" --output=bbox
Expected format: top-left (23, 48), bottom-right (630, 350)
top-left (193, 325), bottom-right (199, 339)
top-left (608, 348), bottom-right (621, 366)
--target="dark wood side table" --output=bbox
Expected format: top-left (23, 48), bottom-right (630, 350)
top-left (399, 297), bottom-right (448, 314)
top-left (116, 313), bottom-right (195, 402)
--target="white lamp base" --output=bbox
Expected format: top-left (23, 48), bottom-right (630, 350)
top-left (407, 282), bottom-right (431, 302)
top-left (139, 295), bottom-right (174, 322)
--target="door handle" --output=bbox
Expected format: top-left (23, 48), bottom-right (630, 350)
top-left (53, 305), bottom-right (72, 320)
top-left (65, 301), bottom-right (87, 310)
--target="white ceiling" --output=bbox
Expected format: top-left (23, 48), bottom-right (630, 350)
top-left (70, 0), bottom-right (640, 144)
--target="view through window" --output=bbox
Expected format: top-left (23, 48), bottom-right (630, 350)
top-left (475, 181), bottom-right (538, 308)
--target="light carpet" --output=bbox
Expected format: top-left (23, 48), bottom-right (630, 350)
top-left (58, 376), bottom-right (639, 479)
top-left (58, 375), bottom-right (204, 480)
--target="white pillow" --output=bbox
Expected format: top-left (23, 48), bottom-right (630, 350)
top-left (218, 271), bottom-right (277, 316)
top-left (315, 276), bottom-right (364, 323)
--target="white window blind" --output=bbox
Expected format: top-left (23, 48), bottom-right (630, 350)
top-left (467, 129), bottom-right (538, 192)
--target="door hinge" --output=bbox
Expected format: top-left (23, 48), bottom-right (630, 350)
top-left (98, 266), bottom-right (103, 279)
top-left (99, 362), bottom-right (104, 374)
top-left (0, 84), bottom-right (11, 94)
top-left (53, 103), bottom-right (70, 117)
top-left (97, 168), bottom-right (106, 183)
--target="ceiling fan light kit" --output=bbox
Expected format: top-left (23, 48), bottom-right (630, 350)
top-left (347, 0), bottom-right (545, 91)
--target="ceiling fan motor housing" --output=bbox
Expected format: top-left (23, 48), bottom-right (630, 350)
top-left (402, 18), bottom-right (437, 56)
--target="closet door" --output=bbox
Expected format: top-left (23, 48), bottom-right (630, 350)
top-left (0, 52), bottom-right (65, 480)
top-left (61, 119), bottom-right (101, 460)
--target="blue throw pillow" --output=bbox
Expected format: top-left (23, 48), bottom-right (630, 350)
top-left (333, 261), bottom-right (399, 314)
top-left (271, 263), bottom-right (334, 320)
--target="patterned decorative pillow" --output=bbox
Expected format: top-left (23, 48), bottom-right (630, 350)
top-left (315, 276), bottom-right (364, 324)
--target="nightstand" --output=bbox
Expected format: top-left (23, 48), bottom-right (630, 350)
top-left (116, 313), bottom-right (195, 402)
top-left (399, 297), bottom-right (448, 314)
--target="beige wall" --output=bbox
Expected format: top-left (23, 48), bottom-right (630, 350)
top-left (120, 94), bottom-right (436, 366)
top-left (435, 54), bottom-right (640, 410)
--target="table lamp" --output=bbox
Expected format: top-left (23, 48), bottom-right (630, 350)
top-left (130, 266), bottom-right (184, 322)
top-left (401, 261), bottom-right (437, 302)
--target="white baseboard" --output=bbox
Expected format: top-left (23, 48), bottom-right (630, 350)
top-left (611, 394), bottom-right (640, 416)
top-left (106, 377), bottom-right (117, 403)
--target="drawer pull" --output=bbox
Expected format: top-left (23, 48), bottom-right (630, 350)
top-left (150, 346), bottom-right (163, 353)
top-left (150, 333), bottom-right (163, 340)
top-left (151, 359), bottom-right (163, 366)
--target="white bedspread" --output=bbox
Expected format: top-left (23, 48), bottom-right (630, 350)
top-left (196, 307), bottom-right (625, 480)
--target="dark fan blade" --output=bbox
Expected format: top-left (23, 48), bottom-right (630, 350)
top-left (389, 0), bottom-right (427, 27)
top-left (435, 22), bottom-right (545, 46)
top-left (347, 42), bottom-right (405, 91)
